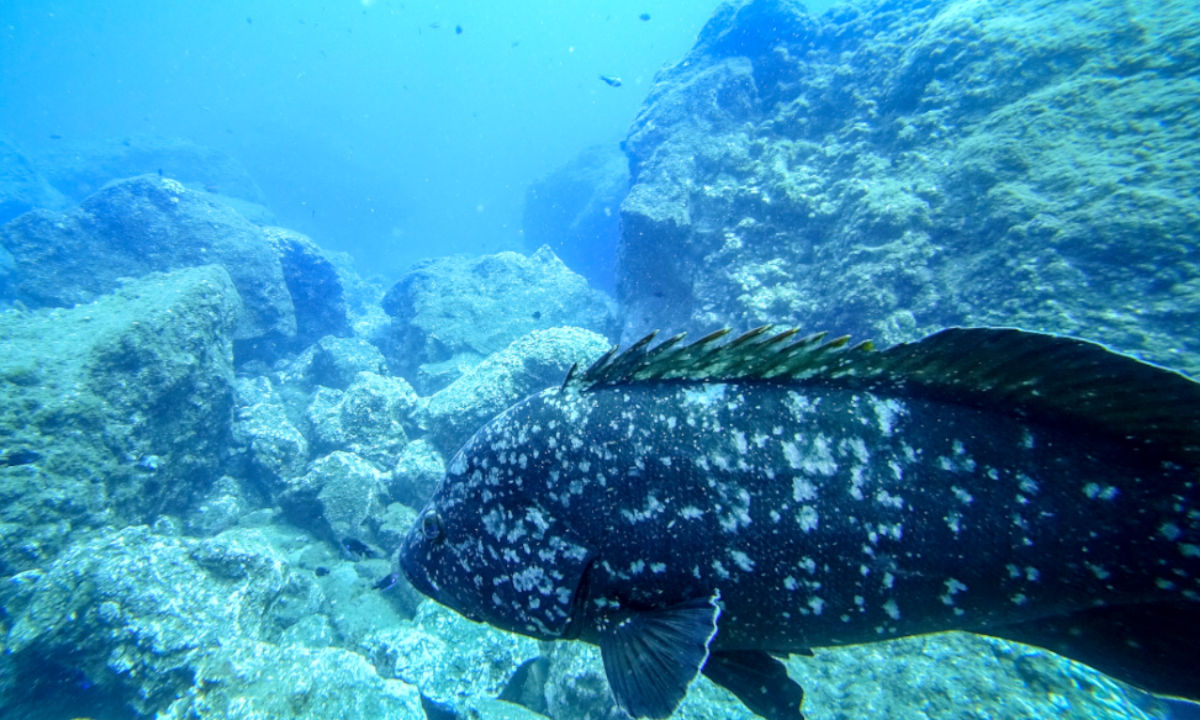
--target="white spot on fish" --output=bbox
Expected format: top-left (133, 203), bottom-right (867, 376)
top-left (883, 599), bottom-right (901, 620)
top-left (951, 486), bottom-right (973, 504)
top-left (782, 441), bottom-right (803, 470)
top-left (621, 494), bottom-right (665, 523)
top-left (872, 397), bottom-right (905, 436)
top-left (1160, 522), bottom-right (1182, 541)
top-left (733, 431), bottom-right (748, 455)
top-left (1082, 482), bottom-right (1119, 500)
top-left (683, 384), bottom-right (726, 407)
top-left (730, 550), bottom-right (755, 572)
top-left (945, 512), bottom-right (962, 535)
top-left (875, 489), bottom-right (904, 509)
top-left (793, 476), bottom-right (817, 502)
top-left (650, 562), bottom-right (666, 574)
top-left (940, 578), bottom-right (968, 605)
top-left (808, 597), bottom-right (825, 615)
top-left (679, 506), bottom-right (704, 520)
top-left (784, 576), bottom-right (799, 591)
top-left (796, 505), bottom-right (819, 533)
top-left (803, 434), bottom-right (837, 476)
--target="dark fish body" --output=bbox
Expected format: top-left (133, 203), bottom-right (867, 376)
top-left (401, 328), bottom-right (1200, 719)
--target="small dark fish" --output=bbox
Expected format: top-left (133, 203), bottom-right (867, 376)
top-left (639, 12), bottom-right (651, 21)
top-left (401, 327), bottom-right (1200, 719)
top-left (1, 448), bottom-right (41, 466)
top-left (314, 566), bottom-right (330, 577)
top-left (599, 74), bottom-right (623, 88)
top-left (48, 133), bottom-right (63, 140)
top-left (532, 310), bottom-right (542, 320)
top-left (341, 537), bottom-right (375, 559)
top-left (374, 572), bottom-right (400, 591)
top-left (455, 24), bottom-right (463, 34)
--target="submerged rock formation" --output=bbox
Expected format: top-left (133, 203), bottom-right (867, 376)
top-left (379, 246), bottom-right (615, 392)
top-left (0, 174), bottom-right (350, 362)
top-left (618, 0), bottom-right (1200, 375)
top-left (0, 265), bottom-right (241, 574)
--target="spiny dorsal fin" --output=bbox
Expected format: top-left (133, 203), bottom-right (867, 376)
top-left (570, 326), bottom-right (1200, 467)
top-left (575, 326), bottom-right (873, 389)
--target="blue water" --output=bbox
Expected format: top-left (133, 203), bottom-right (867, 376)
top-left (0, 0), bottom-right (793, 276)
top-left (1, 1), bottom-right (1197, 719)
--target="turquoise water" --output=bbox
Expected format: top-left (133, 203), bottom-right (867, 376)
top-left (0, 1), bottom-right (1197, 719)
top-left (0, 0), bottom-right (742, 275)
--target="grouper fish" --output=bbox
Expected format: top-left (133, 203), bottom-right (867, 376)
top-left (399, 326), bottom-right (1200, 719)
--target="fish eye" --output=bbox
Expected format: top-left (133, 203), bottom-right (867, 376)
top-left (420, 509), bottom-right (443, 541)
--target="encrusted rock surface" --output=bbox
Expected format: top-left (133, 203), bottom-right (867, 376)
top-left (379, 246), bottom-right (616, 392)
top-left (417, 327), bottom-right (612, 457)
top-left (0, 265), bottom-right (241, 574)
top-left (1, 175), bottom-right (351, 360)
top-left (1, 175), bottom-right (293, 340)
top-left (618, 0), bottom-right (1200, 375)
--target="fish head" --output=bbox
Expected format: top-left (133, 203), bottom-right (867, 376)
top-left (400, 393), bottom-right (596, 641)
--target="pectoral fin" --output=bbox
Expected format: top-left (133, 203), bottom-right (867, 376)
top-left (598, 594), bottom-right (721, 719)
top-left (702, 649), bottom-right (806, 720)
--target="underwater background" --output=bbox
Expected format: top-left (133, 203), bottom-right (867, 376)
top-left (0, 0), bottom-right (1197, 718)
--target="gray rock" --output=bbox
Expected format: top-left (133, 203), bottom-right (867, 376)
top-left (287, 334), bottom-right (390, 390)
top-left (283, 451), bottom-right (388, 550)
top-left (262, 226), bottom-right (352, 351)
top-left (616, 0), bottom-right (1200, 376)
top-left (786, 632), bottom-right (1156, 720)
top-left (379, 246), bottom-right (616, 392)
top-left (363, 600), bottom-right (539, 714)
top-left (1, 174), bottom-right (296, 344)
top-left (232, 376), bottom-right (310, 487)
top-left (2, 525), bottom-right (287, 717)
top-left (306, 371), bottom-right (419, 469)
top-left (0, 265), bottom-right (241, 573)
top-left (186, 475), bottom-right (252, 536)
top-left (388, 439), bottom-right (445, 509)
top-left (417, 327), bottom-right (611, 457)
top-left (161, 640), bottom-right (423, 720)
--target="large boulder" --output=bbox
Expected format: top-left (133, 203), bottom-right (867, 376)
top-left (259, 226), bottom-right (353, 354)
top-left (1, 523), bottom-right (423, 720)
top-left (0, 265), bottom-right (241, 574)
top-left (523, 144), bottom-right (628, 292)
top-left (1, 174), bottom-right (293, 340)
top-left (617, 0), bottom-right (1200, 375)
top-left (0, 175), bottom-right (352, 360)
top-left (379, 246), bottom-right (616, 392)
top-left (417, 327), bottom-right (611, 457)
